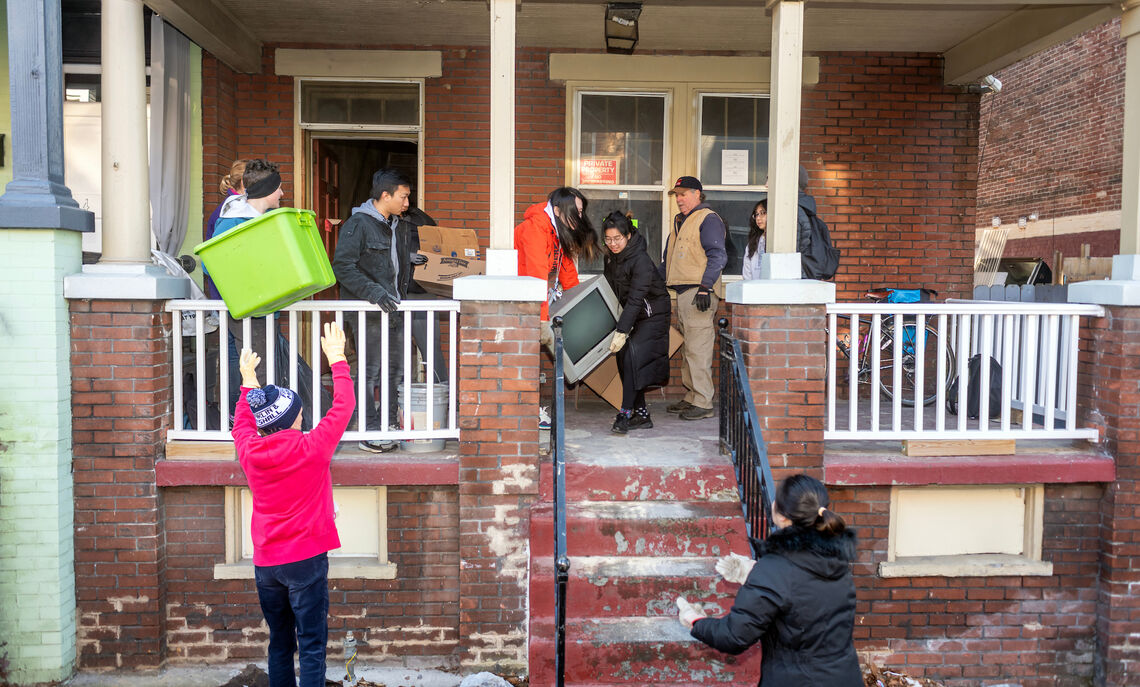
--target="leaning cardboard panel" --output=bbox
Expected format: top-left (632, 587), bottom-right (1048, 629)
top-left (414, 225), bottom-right (486, 297)
top-left (582, 327), bottom-right (683, 410)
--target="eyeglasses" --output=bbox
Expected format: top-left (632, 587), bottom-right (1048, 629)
top-left (603, 236), bottom-right (627, 245)
top-left (752, 211), bottom-right (767, 217)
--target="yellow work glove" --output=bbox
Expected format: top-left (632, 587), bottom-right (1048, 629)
top-left (239, 349), bottom-right (261, 389)
top-left (609, 331), bottom-right (628, 353)
top-left (321, 322), bottom-right (347, 365)
top-left (675, 596), bottom-right (707, 629)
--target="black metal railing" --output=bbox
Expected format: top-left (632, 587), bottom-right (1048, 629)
top-left (551, 317), bottom-right (570, 687)
top-left (717, 319), bottom-right (777, 558)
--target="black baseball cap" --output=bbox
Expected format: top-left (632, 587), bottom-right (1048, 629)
top-left (668, 176), bottom-right (702, 194)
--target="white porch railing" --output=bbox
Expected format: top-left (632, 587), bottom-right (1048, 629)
top-left (825, 301), bottom-right (1104, 441)
top-left (166, 299), bottom-right (459, 443)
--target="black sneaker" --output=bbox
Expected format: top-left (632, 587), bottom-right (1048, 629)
top-left (611, 413), bottom-right (630, 435)
top-left (628, 414), bottom-right (653, 430)
top-left (359, 439), bottom-right (398, 453)
top-left (666, 399), bottom-right (693, 414)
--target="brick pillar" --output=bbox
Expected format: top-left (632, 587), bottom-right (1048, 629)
top-left (456, 300), bottom-right (541, 673)
top-left (1081, 306), bottom-right (1140, 686)
top-left (729, 303), bottom-right (828, 482)
top-left (70, 299), bottom-right (172, 669)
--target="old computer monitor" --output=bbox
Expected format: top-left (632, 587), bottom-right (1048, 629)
top-left (548, 275), bottom-right (620, 384)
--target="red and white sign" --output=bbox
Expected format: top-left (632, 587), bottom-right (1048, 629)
top-left (579, 158), bottom-right (620, 186)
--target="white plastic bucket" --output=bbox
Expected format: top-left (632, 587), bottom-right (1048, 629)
top-left (398, 382), bottom-right (449, 452)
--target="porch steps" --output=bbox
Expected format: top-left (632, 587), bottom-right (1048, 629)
top-left (528, 419), bottom-right (762, 686)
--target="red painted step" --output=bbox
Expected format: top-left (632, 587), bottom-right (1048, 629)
top-left (529, 617), bottom-right (762, 685)
top-left (530, 555), bottom-right (743, 619)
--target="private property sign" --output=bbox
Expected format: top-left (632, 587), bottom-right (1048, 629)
top-left (580, 158), bottom-right (620, 185)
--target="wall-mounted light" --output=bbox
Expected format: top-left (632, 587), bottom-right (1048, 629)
top-left (605, 2), bottom-right (642, 55)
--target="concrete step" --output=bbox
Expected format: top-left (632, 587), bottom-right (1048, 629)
top-left (531, 501), bottom-right (750, 559)
top-left (528, 617), bottom-right (762, 685)
top-left (530, 555), bottom-right (741, 620)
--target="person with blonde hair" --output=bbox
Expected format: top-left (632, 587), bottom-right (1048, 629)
top-left (204, 159), bottom-right (247, 299)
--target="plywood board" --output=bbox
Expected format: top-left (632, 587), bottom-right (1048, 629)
top-left (903, 439), bottom-right (1015, 457)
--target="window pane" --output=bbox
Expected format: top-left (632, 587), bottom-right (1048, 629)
top-left (702, 190), bottom-right (767, 275)
top-left (578, 190), bottom-right (663, 274)
top-left (579, 94), bottom-right (665, 187)
top-left (301, 82), bottom-right (420, 127)
top-left (700, 96), bottom-right (769, 186)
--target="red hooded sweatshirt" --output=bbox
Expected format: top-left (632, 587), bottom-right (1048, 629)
top-left (514, 201), bottom-right (580, 320)
top-left (233, 360), bottom-right (355, 567)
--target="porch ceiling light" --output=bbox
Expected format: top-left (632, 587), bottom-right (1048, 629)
top-left (605, 2), bottom-right (642, 55)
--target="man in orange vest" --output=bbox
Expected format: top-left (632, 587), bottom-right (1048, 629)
top-left (660, 176), bottom-right (727, 420)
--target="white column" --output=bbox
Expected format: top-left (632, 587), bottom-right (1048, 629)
top-left (1118, 1), bottom-right (1140, 261)
top-left (100, 0), bottom-right (150, 263)
top-left (487, 0), bottom-right (518, 275)
top-left (763, 0), bottom-right (805, 277)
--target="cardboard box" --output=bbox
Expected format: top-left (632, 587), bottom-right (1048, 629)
top-left (414, 225), bottom-right (485, 297)
top-left (582, 327), bottom-right (683, 410)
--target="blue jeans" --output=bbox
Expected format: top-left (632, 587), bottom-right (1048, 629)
top-left (254, 553), bottom-right (330, 687)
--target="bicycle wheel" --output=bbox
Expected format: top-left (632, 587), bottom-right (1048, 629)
top-left (878, 320), bottom-right (955, 407)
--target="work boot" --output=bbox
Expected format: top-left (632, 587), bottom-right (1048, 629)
top-left (679, 405), bottom-right (715, 421)
top-left (666, 399), bottom-right (693, 414)
top-left (612, 411), bottom-right (631, 435)
top-left (628, 407), bottom-right (653, 430)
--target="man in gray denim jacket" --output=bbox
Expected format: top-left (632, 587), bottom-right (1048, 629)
top-left (332, 168), bottom-right (416, 452)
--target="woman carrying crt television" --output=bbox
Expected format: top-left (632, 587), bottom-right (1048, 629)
top-left (601, 211), bottom-right (671, 434)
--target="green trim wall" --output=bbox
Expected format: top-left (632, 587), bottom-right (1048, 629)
top-left (180, 43), bottom-right (204, 288)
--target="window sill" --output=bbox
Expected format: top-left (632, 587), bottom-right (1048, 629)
top-left (879, 554), bottom-right (1053, 578)
top-left (214, 558), bottom-right (398, 580)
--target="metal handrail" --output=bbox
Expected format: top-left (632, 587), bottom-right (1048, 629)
top-left (717, 319), bottom-right (776, 559)
top-left (551, 317), bottom-right (569, 687)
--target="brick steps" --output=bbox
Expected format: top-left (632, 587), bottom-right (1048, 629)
top-left (529, 438), bottom-right (759, 686)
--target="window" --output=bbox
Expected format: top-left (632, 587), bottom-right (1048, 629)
top-left (697, 94), bottom-right (770, 275)
top-left (574, 92), bottom-right (669, 272)
top-left (214, 486), bottom-right (396, 580)
top-left (300, 81), bottom-right (420, 129)
top-left (880, 485), bottom-right (1052, 578)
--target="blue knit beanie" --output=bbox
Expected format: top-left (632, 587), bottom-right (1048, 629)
top-left (246, 385), bottom-right (302, 433)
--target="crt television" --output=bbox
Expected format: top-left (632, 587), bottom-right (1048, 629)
top-left (548, 275), bottom-right (621, 384)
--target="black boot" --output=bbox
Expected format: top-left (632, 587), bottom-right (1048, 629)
top-left (628, 407), bottom-right (653, 430)
top-left (612, 411), bottom-right (631, 435)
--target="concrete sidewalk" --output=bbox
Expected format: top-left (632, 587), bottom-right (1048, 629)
top-left (63, 663), bottom-right (465, 687)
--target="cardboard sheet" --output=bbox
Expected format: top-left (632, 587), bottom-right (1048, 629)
top-left (414, 225), bottom-right (485, 297)
top-left (581, 327), bottom-right (683, 410)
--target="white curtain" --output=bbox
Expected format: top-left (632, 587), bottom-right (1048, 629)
top-left (148, 16), bottom-right (191, 256)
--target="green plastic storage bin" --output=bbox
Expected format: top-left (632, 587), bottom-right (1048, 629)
top-left (194, 208), bottom-right (334, 319)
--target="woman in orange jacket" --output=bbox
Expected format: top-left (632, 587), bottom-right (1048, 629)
top-left (514, 187), bottom-right (598, 332)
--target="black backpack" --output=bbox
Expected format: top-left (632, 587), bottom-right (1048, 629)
top-left (947, 354), bottom-right (1002, 419)
top-left (799, 205), bottom-right (841, 280)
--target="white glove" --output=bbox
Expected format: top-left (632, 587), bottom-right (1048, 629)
top-left (715, 552), bottom-right (756, 585)
top-left (540, 321), bottom-right (554, 347)
top-left (675, 596), bottom-right (707, 629)
top-left (609, 331), bottom-right (628, 353)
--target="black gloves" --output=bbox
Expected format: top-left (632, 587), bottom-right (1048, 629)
top-left (410, 252), bottom-right (428, 266)
top-left (376, 294), bottom-right (400, 314)
top-left (693, 287), bottom-right (712, 312)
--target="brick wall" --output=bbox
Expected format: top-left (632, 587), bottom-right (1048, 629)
top-left (729, 303), bottom-right (827, 480)
top-left (201, 52), bottom-right (239, 229)
top-left (831, 484), bottom-right (1102, 687)
top-left (1078, 307), bottom-right (1140, 686)
top-left (456, 300), bottom-right (542, 672)
top-left (802, 54), bottom-right (980, 302)
top-left (70, 299), bottom-right (173, 669)
top-left (162, 486), bottom-right (460, 663)
top-left (977, 18), bottom-right (1125, 261)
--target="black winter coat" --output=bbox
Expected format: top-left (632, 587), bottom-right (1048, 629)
top-left (691, 526), bottom-right (862, 687)
top-left (603, 231), bottom-right (672, 391)
top-left (332, 211), bottom-right (412, 306)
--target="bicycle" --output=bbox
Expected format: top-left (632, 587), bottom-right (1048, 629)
top-left (832, 288), bottom-right (956, 407)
